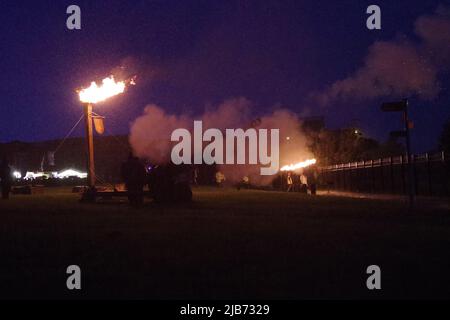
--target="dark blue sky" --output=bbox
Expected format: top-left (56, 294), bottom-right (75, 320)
top-left (0, 0), bottom-right (448, 153)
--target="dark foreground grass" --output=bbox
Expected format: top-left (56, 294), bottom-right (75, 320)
top-left (0, 187), bottom-right (449, 299)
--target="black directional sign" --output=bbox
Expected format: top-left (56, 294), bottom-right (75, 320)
top-left (381, 100), bottom-right (407, 112)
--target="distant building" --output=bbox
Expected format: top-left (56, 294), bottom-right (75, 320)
top-left (0, 136), bottom-right (131, 182)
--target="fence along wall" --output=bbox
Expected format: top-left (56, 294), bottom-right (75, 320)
top-left (320, 152), bottom-right (449, 197)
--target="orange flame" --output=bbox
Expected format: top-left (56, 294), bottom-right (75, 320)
top-left (79, 76), bottom-right (126, 104)
top-left (280, 158), bottom-right (317, 172)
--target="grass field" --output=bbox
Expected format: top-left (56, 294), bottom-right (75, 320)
top-left (0, 187), bottom-right (449, 299)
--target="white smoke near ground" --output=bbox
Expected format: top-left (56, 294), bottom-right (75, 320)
top-left (313, 6), bottom-right (450, 105)
top-left (129, 98), bottom-right (312, 185)
top-left (226, 108), bottom-right (313, 186)
top-left (129, 104), bottom-right (191, 164)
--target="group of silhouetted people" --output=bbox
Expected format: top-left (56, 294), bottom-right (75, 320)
top-left (121, 153), bottom-right (193, 207)
top-left (286, 169), bottom-right (317, 195)
top-left (1, 157), bottom-right (12, 200)
top-left (2, 151), bottom-right (321, 204)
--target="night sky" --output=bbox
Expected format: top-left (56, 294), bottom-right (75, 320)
top-left (1, 0), bottom-right (449, 153)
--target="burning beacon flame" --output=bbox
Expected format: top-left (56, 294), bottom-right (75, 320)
top-left (79, 76), bottom-right (126, 104)
top-left (280, 159), bottom-right (317, 172)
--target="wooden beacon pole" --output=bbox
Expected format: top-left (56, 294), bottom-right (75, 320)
top-left (83, 103), bottom-right (95, 188)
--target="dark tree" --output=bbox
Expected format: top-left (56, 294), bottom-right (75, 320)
top-left (306, 127), bottom-right (403, 165)
top-left (439, 118), bottom-right (450, 153)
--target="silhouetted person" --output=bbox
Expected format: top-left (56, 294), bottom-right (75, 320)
top-left (238, 175), bottom-right (250, 190)
top-left (121, 153), bottom-right (147, 207)
top-left (286, 172), bottom-right (293, 192)
top-left (306, 168), bottom-right (318, 195)
top-left (192, 166), bottom-right (199, 186)
top-left (215, 171), bottom-right (225, 187)
top-left (1, 157), bottom-right (12, 200)
top-left (299, 172), bottom-right (308, 193)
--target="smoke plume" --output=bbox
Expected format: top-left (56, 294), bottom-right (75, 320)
top-left (129, 98), bottom-right (312, 185)
top-left (313, 6), bottom-right (450, 105)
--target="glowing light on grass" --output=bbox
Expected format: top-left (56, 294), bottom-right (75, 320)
top-left (56, 169), bottom-right (87, 179)
top-left (24, 171), bottom-right (47, 180)
top-left (13, 171), bottom-right (22, 179)
top-left (23, 169), bottom-right (87, 180)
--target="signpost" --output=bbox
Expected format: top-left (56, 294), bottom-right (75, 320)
top-left (381, 98), bottom-right (415, 208)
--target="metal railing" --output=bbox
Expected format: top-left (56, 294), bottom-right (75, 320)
top-left (320, 151), bottom-right (449, 197)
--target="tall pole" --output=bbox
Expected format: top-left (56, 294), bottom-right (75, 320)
top-left (403, 99), bottom-right (415, 208)
top-left (83, 103), bottom-right (95, 188)
top-left (381, 98), bottom-right (415, 209)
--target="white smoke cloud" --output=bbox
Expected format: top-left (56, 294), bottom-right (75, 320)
top-left (129, 104), bottom-right (191, 164)
top-left (129, 98), bottom-right (312, 185)
top-left (314, 6), bottom-right (450, 105)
